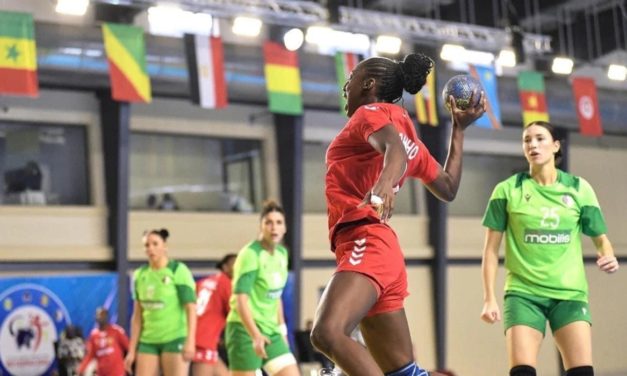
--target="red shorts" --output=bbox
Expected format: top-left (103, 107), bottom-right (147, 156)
top-left (193, 347), bottom-right (220, 364)
top-left (334, 223), bottom-right (408, 316)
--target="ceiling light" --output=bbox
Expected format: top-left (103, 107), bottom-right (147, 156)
top-left (232, 16), bottom-right (262, 37)
top-left (497, 49), bottom-right (516, 68)
top-left (148, 6), bottom-right (213, 37)
top-left (56, 0), bottom-right (89, 16)
top-left (607, 64), bottom-right (626, 81)
top-left (551, 56), bottom-right (574, 75)
top-left (440, 44), bottom-right (465, 61)
top-left (283, 28), bottom-right (304, 51)
top-left (375, 35), bottom-right (402, 55)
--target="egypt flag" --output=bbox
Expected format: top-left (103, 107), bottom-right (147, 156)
top-left (184, 34), bottom-right (227, 109)
top-left (0, 11), bottom-right (38, 97)
top-left (517, 71), bottom-right (549, 126)
top-left (335, 52), bottom-right (359, 114)
top-left (572, 77), bottom-right (603, 136)
top-left (102, 23), bottom-right (151, 103)
top-left (263, 41), bottom-right (303, 115)
top-left (415, 69), bottom-right (438, 126)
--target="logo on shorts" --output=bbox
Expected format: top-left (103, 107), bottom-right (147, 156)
top-left (349, 238), bottom-right (366, 265)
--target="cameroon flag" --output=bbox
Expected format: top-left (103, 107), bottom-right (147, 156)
top-left (263, 41), bottom-right (302, 115)
top-left (517, 71), bottom-right (549, 126)
top-left (102, 23), bottom-right (151, 103)
top-left (0, 11), bottom-right (38, 97)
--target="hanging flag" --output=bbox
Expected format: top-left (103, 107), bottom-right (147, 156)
top-left (517, 71), bottom-right (549, 126)
top-left (334, 52), bottom-right (359, 114)
top-left (469, 64), bottom-right (501, 129)
top-left (0, 11), bottom-right (38, 97)
top-left (263, 41), bottom-right (303, 115)
top-left (415, 68), bottom-right (438, 126)
top-left (102, 23), bottom-right (151, 103)
top-left (572, 77), bottom-right (603, 136)
top-left (184, 33), bottom-right (227, 109)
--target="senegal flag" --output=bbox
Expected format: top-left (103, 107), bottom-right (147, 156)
top-left (0, 11), bottom-right (38, 97)
top-left (263, 41), bottom-right (302, 115)
top-left (102, 23), bottom-right (151, 103)
top-left (517, 71), bottom-right (549, 126)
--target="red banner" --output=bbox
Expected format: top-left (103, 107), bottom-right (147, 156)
top-left (572, 77), bottom-right (602, 136)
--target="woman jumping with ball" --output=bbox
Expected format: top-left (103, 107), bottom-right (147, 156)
top-left (310, 54), bottom-right (486, 376)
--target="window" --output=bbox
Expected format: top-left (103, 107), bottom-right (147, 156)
top-left (303, 142), bottom-right (419, 214)
top-left (130, 132), bottom-right (264, 212)
top-left (0, 121), bottom-right (89, 205)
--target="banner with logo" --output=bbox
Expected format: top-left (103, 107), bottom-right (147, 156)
top-left (0, 273), bottom-right (118, 376)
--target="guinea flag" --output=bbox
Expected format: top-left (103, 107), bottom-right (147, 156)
top-left (0, 11), bottom-right (38, 97)
top-left (102, 23), bottom-right (151, 103)
top-left (263, 41), bottom-right (303, 115)
top-left (517, 71), bottom-right (549, 126)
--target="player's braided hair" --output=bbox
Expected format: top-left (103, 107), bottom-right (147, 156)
top-left (360, 53), bottom-right (434, 103)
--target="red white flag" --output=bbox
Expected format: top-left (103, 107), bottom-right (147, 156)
top-left (572, 77), bottom-right (602, 136)
top-left (184, 34), bottom-right (227, 109)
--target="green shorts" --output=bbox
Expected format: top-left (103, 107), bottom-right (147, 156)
top-left (138, 337), bottom-right (186, 355)
top-left (503, 291), bottom-right (591, 336)
top-left (226, 322), bottom-right (294, 372)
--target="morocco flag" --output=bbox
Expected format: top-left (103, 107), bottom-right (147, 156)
top-left (0, 11), bottom-right (38, 97)
top-left (517, 71), bottom-right (548, 126)
top-left (184, 34), bottom-right (227, 109)
top-left (572, 77), bottom-right (602, 136)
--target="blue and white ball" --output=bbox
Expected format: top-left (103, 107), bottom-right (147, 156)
top-left (442, 75), bottom-right (483, 111)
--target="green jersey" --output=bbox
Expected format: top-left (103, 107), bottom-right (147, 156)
top-left (482, 170), bottom-right (607, 302)
top-left (132, 260), bottom-right (196, 343)
top-left (227, 241), bottom-right (289, 335)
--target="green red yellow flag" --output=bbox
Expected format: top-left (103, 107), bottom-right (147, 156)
top-left (0, 11), bottom-right (38, 97)
top-left (334, 52), bottom-right (359, 114)
top-left (517, 71), bottom-right (549, 126)
top-left (102, 23), bottom-right (151, 103)
top-left (415, 68), bottom-right (438, 126)
top-left (263, 41), bottom-right (302, 115)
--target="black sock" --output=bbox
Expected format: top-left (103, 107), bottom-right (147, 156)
top-left (510, 365), bottom-right (536, 376)
top-left (566, 366), bottom-right (594, 376)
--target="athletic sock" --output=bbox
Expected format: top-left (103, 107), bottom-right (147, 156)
top-left (510, 365), bottom-right (536, 376)
top-left (566, 366), bottom-right (594, 376)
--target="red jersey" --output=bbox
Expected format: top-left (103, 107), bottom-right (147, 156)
top-left (326, 103), bottom-right (440, 244)
top-left (195, 272), bottom-right (231, 349)
top-left (77, 324), bottom-right (128, 376)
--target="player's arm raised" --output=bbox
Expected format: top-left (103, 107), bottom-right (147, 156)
top-left (425, 91), bottom-right (487, 202)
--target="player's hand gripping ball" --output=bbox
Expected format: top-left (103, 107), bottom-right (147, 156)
top-left (442, 74), bottom-right (483, 111)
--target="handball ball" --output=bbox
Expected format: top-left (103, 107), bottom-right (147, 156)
top-left (442, 75), bottom-right (483, 111)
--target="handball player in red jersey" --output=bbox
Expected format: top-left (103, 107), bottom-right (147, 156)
top-left (192, 254), bottom-right (237, 376)
top-left (310, 54), bottom-right (486, 376)
top-left (78, 307), bottom-right (129, 376)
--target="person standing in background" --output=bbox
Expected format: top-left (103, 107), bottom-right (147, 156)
top-left (78, 307), bottom-right (129, 376)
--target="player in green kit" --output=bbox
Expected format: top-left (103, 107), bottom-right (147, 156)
top-left (226, 200), bottom-right (300, 376)
top-left (480, 121), bottom-right (619, 376)
top-left (125, 228), bottom-right (197, 376)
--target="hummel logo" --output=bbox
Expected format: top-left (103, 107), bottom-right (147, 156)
top-left (525, 194), bottom-right (531, 202)
top-left (364, 105), bottom-right (378, 111)
top-left (349, 239), bottom-right (367, 265)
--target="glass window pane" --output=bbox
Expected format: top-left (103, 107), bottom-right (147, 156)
top-left (0, 121), bottom-right (89, 205)
top-left (130, 132), bottom-right (263, 212)
top-left (449, 153), bottom-right (527, 216)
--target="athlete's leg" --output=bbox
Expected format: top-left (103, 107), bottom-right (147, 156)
top-left (192, 362), bottom-right (221, 376)
top-left (231, 371), bottom-right (258, 376)
top-left (311, 271), bottom-right (382, 376)
top-left (269, 363), bottom-right (300, 376)
top-left (134, 353), bottom-right (160, 376)
top-left (553, 321), bottom-right (593, 370)
top-left (215, 358), bottom-right (229, 376)
top-left (160, 352), bottom-right (190, 376)
top-left (506, 325), bottom-right (543, 369)
top-left (360, 309), bottom-right (415, 373)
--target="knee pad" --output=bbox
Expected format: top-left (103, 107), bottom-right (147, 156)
top-left (566, 366), bottom-right (594, 376)
top-left (510, 365), bottom-right (536, 376)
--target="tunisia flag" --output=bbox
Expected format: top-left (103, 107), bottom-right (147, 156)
top-left (572, 77), bottom-right (602, 136)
